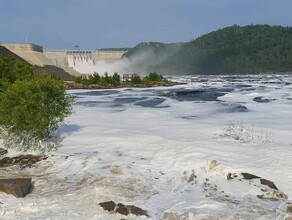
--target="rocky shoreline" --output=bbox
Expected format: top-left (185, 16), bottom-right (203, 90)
top-left (0, 149), bottom-right (292, 218)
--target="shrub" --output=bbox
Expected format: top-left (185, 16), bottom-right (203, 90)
top-left (148, 72), bottom-right (163, 81)
top-left (222, 120), bottom-right (274, 143)
top-left (0, 74), bottom-right (74, 152)
top-left (142, 76), bottom-right (150, 85)
top-left (75, 76), bottom-right (82, 84)
top-left (112, 72), bottom-right (120, 86)
top-left (0, 56), bottom-right (33, 91)
top-left (103, 72), bottom-right (110, 84)
top-left (91, 72), bottom-right (101, 84)
top-left (131, 74), bottom-right (142, 84)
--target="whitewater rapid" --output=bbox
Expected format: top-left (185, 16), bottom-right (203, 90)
top-left (0, 75), bottom-right (292, 219)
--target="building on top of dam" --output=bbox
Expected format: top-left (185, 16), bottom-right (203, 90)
top-left (1, 43), bottom-right (128, 76)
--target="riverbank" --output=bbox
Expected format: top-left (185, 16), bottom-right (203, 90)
top-left (64, 80), bottom-right (183, 90)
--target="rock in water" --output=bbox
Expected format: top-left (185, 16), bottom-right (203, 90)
top-left (99, 201), bottom-right (149, 217)
top-left (257, 191), bottom-right (288, 200)
top-left (0, 155), bottom-right (47, 168)
top-left (260, 178), bottom-right (278, 190)
top-left (241, 173), bottom-right (261, 180)
top-left (0, 178), bottom-right (32, 198)
top-left (128, 205), bottom-right (149, 216)
top-left (99, 201), bottom-right (116, 212)
top-left (115, 203), bottom-right (129, 216)
top-left (0, 148), bottom-right (8, 157)
top-left (227, 172), bottom-right (238, 180)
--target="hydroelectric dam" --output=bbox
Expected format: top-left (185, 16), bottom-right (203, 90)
top-left (43, 49), bottom-right (127, 75)
top-left (1, 43), bottom-right (127, 76)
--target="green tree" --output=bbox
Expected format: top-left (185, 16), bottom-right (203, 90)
top-left (0, 57), bottom-right (11, 92)
top-left (142, 76), bottom-right (150, 85)
top-left (75, 76), bottom-right (82, 84)
top-left (112, 72), bottom-right (120, 85)
top-left (131, 73), bottom-right (142, 84)
top-left (104, 72), bottom-right (110, 84)
top-left (148, 72), bottom-right (164, 81)
top-left (90, 72), bottom-right (101, 84)
top-left (0, 56), bottom-right (33, 91)
top-left (0, 74), bottom-right (74, 152)
top-left (13, 61), bottom-right (34, 81)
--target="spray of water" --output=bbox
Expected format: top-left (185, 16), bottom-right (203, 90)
top-left (68, 43), bottom-right (182, 75)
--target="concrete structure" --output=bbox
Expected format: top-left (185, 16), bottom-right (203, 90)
top-left (43, 49), bottom-right (126, 71)
top-left (3, 43), bottom-right (43, 52)
top-left (93, 50), bottom-right (125, 62)
top-left (43, 50), bottom-right (68, 67)
top-left (2, 43), bottom-right (54, 66)
top-left (61, 66), bottom-right (84, 77)
top-left (2, 43), bottom-right (127, 76)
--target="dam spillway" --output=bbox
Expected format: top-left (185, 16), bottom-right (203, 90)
top-left (67, 51), bottom-right (94, 67)
top-left (43, 49), bottom-right (127, 74)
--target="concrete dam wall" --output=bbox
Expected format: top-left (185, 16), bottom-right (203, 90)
top-left (1, 43), bottom-right (127, 75)
top-left (43, 50), bottom-right (126, 74)
top-left (2, 43), bottom-right (54, 66)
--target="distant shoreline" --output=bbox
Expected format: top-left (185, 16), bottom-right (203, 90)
top-left (64, 80), bottom-right (183, 90)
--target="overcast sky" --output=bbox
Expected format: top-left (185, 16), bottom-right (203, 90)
top-left (0, 0), bottom-right (291, 50)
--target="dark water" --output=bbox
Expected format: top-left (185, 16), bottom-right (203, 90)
top-left (71, 75), bottom-right (291, 112)
top-left (253, 96), bottom-right (275, 103)
top-left (135, 98), bottom-right (167, 108)
top-left (165, 88), bottom-right (230, 102)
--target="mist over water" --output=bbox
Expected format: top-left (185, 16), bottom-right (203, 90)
top-left (68, 43), bottom-right (182, 75)
top-left (68, 56), bottom-right (146, 75)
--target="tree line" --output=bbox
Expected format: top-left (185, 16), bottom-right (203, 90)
top-left (74, 72), bottom-right (165, 86)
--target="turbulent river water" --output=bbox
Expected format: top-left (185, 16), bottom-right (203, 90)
top-left (1, 75), bottom-right (292, 219)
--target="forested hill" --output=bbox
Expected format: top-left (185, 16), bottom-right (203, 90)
top-left (152, 25), bottom-right (292, 74)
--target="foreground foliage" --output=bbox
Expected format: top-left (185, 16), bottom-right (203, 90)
top-left (0, 56), bottom-right (74, 152)
top-left (0, 75), bottom-right (73, 139)
top-left (0, 56), bottom-right (33, 91)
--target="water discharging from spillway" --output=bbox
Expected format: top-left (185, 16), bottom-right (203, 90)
top-left (67, 51), bottom-right (131, 75)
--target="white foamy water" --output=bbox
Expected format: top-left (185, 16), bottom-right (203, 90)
top-left (0, 75), bottom-right (292, 219)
